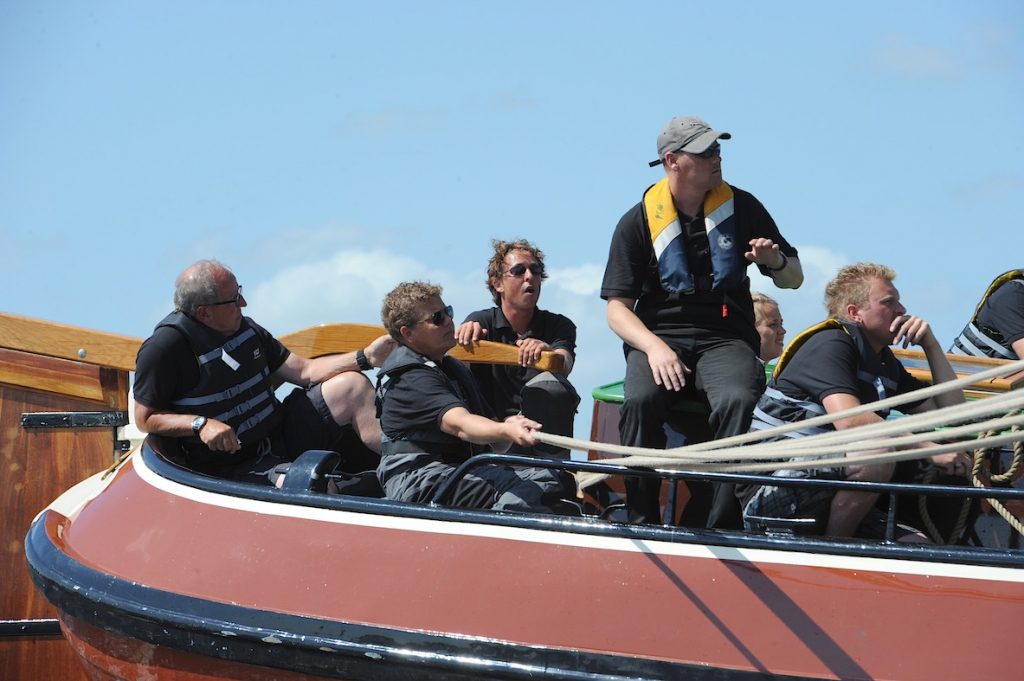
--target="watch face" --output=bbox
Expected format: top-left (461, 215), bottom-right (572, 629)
top-left (192, 416), bottom-right (206, 433)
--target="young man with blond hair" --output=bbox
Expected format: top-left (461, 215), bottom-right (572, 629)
top-left (743, 263), bottom-right (970, 539)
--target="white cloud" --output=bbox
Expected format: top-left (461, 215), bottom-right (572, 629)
top-left (868, 34), bottom-right (964, 80)
top-left (547, 263), bottom-right (604, 296)
top-left (245, 249), bottom-right (440, 334)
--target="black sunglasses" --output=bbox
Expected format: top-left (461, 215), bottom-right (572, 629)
top-left (506, 262), bottom-right (544, 277)
top-left (419, 304), bottom-right (453, 326)
top-left (206, 285), bottom-right (244, 307)
top-left (690, 143), bottom-right (721, 159)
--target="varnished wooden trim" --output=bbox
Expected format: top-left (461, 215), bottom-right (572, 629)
top-left (0, 348), bottom-right (128, 407)
top-left (279, 323), bottom-right (564, 372)
top-left (892, 348), bottom-right (1021, 393)
top-left (0, 313), bottom-right (140, 373)
top-left (0, 314), bottom-right (565, 374)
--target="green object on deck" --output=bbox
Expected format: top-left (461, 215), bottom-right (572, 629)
top-left (593, 361), bottom-right (777, 406)
top-left (591, 381), bottom-right (626, 404)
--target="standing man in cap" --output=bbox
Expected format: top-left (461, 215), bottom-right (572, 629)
top-left (601, 115), bottom-right (803, 527)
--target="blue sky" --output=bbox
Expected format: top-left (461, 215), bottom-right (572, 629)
top-left (2, 1), bottom-right (1022, 440)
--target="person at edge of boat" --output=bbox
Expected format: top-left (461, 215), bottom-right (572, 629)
top-left (739, 262), bottom-right (972, 541)
top-left (948, 269), bottom-right (1024, 380)
top-left (133, 259), bottom-right (395, 486)
top-left (752, 292), bottom-right (786, 366)
top-left (375, 281), bottom-right (568, 514)
top-left (601, 115), bottom-right (803, 527)
top-left (454, 238), bottom-right (580, 460)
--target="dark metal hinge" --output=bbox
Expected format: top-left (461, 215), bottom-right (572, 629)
top-left (20, 411), bottom-right (130, 429)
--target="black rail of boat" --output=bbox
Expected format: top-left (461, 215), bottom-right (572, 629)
top-left (139, 442), bottom-right (1024, 569)
top-left (0, 618), bottom-right (62, 637)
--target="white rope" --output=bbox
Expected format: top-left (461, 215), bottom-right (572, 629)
top-left (626, 430), bottom-right (1024, 473)
top-left (661, 392), bottom-right (1024, 462)
top-left (536, 357), bottom-right (1024, 464)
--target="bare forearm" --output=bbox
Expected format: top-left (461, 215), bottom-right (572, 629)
top-left (302, 353), bottom-right (360, 385)
top-left (922, 336), bottom-right (964, 407)
top-left (134, 404), bottom-right (197, 437)
top-left (769, 255), bottom-right (803, 289)
top-left (442, 409), bottom-right (506, 445)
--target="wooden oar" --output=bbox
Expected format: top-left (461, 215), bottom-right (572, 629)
top-left (280, 322), bottom-right (565, 372)
top-left (0, 313), bottom-right (564, 373)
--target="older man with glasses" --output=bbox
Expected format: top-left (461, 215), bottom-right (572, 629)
top-left (455, 239), bottom-right (579, 459)
top-left (601, 115), bottom-right (804, 527)
top-left (133, 259), bottom-right (394, 484)
top-left (374, 281), bottom-right (567, 513)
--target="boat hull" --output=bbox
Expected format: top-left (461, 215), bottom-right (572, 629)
top-left (26, 447), bottom-right (1024, 680)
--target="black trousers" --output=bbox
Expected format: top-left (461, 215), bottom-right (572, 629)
top-left (619, 334), bottom-right (764, 528)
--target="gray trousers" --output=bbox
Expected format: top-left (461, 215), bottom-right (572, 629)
top-left (619, 335), bottom-right (764, 528)
top-left (377, 452), bottom-right (564, 513)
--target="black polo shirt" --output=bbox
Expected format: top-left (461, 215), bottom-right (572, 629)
top-left (774, 326), bottom-right (926, 413)
top-left (601, 183), bottom-right (797, 348)
top-left (462, 306), bottom-right (576, 419)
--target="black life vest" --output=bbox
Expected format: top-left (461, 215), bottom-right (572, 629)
top-left (949, 269), bottom-right (1024, 359)
top-left (375, 345), bottom-right (478, 463)
top-left (159, 312), bottom-right (281, 459)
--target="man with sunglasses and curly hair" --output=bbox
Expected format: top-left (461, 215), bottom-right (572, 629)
top-left (375, 281), bottom-right (567, 513)
top-left (601, 115), bottom-right (803, 527)
top-left (455, 239), bottom-right (579, 457)
top-left (134, 259), bottom-right (394, 484)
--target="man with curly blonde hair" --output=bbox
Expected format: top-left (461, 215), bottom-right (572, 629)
top-left (455, 239), bottom-right (579, 456)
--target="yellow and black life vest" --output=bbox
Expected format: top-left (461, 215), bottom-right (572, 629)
top-left (750, 320), bottom-right (899, 439)
top-left (642, 178), bottom-right (744, 294)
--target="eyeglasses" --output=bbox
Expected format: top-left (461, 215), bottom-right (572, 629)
top-left (206, 285), bottom-right (244, 307)
top-left (418, 304), bottom-right (453, 326)
top-left (505, 262), bottom-right (545, 277)
top-left (689, 143), bottom-right (721, 159)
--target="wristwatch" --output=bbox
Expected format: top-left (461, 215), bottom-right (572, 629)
top-left (766, 251), bottom-right (789, 273)
top-left (355, 348), bottom-right (372, 372)
top-left (191, 415), bottom-right (208, 436)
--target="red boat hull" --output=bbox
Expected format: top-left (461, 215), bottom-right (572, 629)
top-left (26, 449), bottom-right (1024, 680)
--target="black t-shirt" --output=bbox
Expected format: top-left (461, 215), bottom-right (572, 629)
top-left (133, 317), bottom-right (289, 409)
top-left (462, 306), bottom-right (576, 419)
top-left (774, 326), bottom-right (926, 413)
top-left (600, 184), bottom-right (797, 347)
top-left (379, 351), bottom-right (492, 442)
top-left (975, 280), bottom-right (1024, 352)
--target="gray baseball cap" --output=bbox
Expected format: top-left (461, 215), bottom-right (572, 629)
top-left (649, 116), bottom-right (731, 167)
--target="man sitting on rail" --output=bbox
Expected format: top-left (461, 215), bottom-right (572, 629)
top-left (740, 263), bottom-right (971, 539)
top-left (601, 115), bottom-right (803, 527)
top-left (134, 259), bottom-right (394, 484)
top-left (455, 238), bottom-right (579, 458)
top-left (949, 269), bottom-right (1024, 364)
top-left (375, 281), bottom-right (566, 513)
